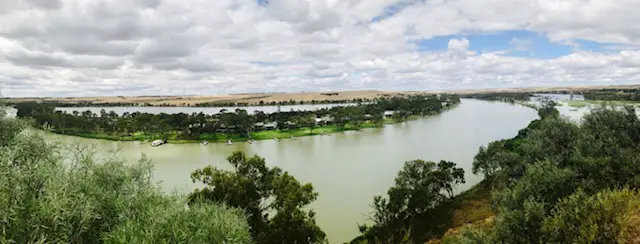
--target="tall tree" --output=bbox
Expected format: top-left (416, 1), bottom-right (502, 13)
top-left (189, 151), bottom-right (326, 244)
top-left (359, 159), bottom-right (465, 243)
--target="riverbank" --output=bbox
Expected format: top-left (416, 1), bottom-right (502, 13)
top-left (350, 179), bottom-right (494, 244)
top-left (428, 180), bottom-right (494, 243)
top-left (52, 117), bottom-right (414, 144)
top-left (52, 121), bottom-right (394, 143)
top-left (49, 104), bottom-right (459, 144)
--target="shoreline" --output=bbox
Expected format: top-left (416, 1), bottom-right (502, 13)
top-left (566, 99), bottom-right (640, 108)
top-left (49, 104), bottom-right (460, 144)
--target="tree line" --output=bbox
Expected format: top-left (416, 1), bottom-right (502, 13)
top-left (11, 97), bottom-right (378, 108)
top-left (193, 98), bottom-right (374, 107)
top-left (460, 92), bottom-right (533, 103)
top-left (13, 95), bottom-right (459, 141)
top-left (582, 89), bottom-right (640, 101)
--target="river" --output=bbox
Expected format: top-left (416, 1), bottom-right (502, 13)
top-left (48, 99), bottom-right (538, 243)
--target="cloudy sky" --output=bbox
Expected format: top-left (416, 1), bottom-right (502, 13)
top-left (1, 0), bottom-right (640, 97)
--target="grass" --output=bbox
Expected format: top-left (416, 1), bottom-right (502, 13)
top-left (447, 180), bottom-right (494, 228)
top-left (566, 100), bottom-right (640, 108)
top-left (52, 123), bottom-right (388, 144)
top-left (427, 180), bottom-right (495, 243)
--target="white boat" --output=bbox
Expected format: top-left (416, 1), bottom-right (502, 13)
top-left (151, 140), bottom-right (165, 147)
top-left (226, 139), bottom-right (233, 145)
top-left (290, 136), bottom-right (297, 140)
top-left (273, 138), bottom-right (280, 142)
top-left (202, 141), bottom-right (208, 145)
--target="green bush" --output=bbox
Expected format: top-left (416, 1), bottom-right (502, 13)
top-left (543, 188), bottom-right (640, 244)
top-left (104, 201), bottom-right (252, 244)
top-left (0, 116), bottom-right (252, 243)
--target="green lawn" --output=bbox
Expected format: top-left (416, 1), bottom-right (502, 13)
top-left (567, 100), bottom-right (640, 108)
top-left (54, 123), bottom-right (386, 144)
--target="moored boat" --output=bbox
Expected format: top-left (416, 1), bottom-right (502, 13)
top-left (151, 139), bottom-right (166, 147)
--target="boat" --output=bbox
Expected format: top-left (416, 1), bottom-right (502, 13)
top-left (151, 139), bottom-right (165, 147)
top-left (290, 136), bottom-right (297, 140)
top-left (273, 138), bottom-right (280, 142)
top-left (226, 139), bottom-right (233, 145)
top-left (202, 141), bottom-right (208, 145)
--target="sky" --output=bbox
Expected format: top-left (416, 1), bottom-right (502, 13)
top-left (1, 0), bottom-right (640, 97)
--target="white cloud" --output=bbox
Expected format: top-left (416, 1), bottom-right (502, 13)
top-left (1, 0), bottom-right (640, 97)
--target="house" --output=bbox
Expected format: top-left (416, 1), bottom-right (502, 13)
top-left (321, 115), bottom-right (334, 123)
top-left (253, 122), bottom-right (265, 130)
top-left (383, 110), bottom-right (395, 118)
top-left (284, 121), bottom-right (299, 128)
top-left (264, 122), bottom-right (277, 130)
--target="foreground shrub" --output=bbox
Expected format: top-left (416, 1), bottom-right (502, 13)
top-left (543, 188), bottom-right (640, 243)
top-left (0, 115), bottom-right (252, 244)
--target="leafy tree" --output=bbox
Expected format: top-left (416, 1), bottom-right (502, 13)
top-left (189, 151), bottom-right (326, 244)
top-left (491, 161), bottom-right (577, 243)
top-left (359, 160), bottom-right (465, 243)
top-left (294, 114), bottom-right (317, 133)
top-left (536, 98), bottom-right (559, 119)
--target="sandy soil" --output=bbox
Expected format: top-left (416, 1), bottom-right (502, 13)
top-left (8, 84), bottom-right (640, 106)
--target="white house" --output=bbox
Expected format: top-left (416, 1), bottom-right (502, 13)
top-left (383, 110), bottom-right (395, 118)
top-left (264, 122), bottom-right (277, 130)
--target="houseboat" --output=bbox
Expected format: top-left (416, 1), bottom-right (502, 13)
top-left (151, 140), bottom-right (166, 147)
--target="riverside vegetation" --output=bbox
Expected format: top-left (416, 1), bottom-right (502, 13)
top-left (2, 105), bottom-right (326, 243)
top-left (4, 96), bottom-right (640, 243)
top-left (12, 95), bottom-right (459, 143)
top-left (23, 97), bottom-right (377, 108)
top-left (0, 107), bottom-right (252, 243)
